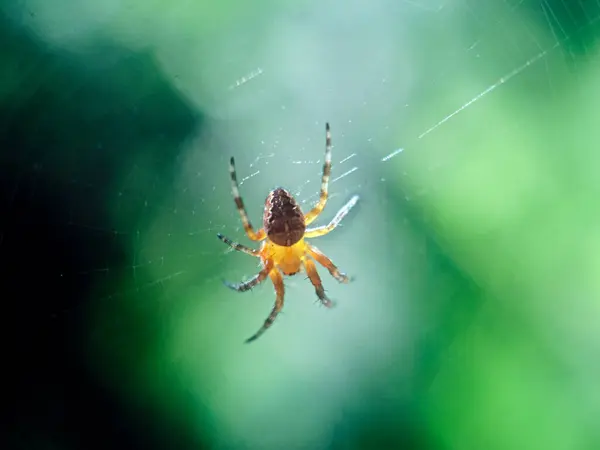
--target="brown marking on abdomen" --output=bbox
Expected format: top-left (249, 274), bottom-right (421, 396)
top-left (263, 188), bottom-right (306, 247)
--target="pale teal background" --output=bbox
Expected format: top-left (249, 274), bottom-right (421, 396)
top-left (2, 1), bottom-right (600, 449)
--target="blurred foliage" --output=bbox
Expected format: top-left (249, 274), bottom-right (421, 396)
top-left (2, 1), bottom-right (600, 450)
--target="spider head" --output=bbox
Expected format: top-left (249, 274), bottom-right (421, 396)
top-left (263, 187), bottom-right (306, 247)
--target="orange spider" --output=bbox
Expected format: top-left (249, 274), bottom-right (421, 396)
top-left (217, 123), bottom-right (359, 343)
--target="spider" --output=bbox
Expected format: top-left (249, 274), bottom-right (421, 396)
top-left (217, 123), bottom-right (359, 343)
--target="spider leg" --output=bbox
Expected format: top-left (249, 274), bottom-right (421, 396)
top-left (306, 243), bottom-right (350, 283)
top-left (305, 195), bottom-right (359, 238)
top-left (245, 269), bottom-right (285, 343)
top-left (217, 233), bottom-right (259, 257)
top-left (229, 157), bottom-right (266, 241)
top-left (305, 123), bottom-right (332, 226)
top-left (223, 260), bottom-right (273, 292)
top-left (303, 257), bottom-right (333, 307)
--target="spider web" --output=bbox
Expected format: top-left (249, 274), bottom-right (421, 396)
top-left (4, 0), bottom-right (596, 300)
top-left (3, 0), bottom-right (600, 449)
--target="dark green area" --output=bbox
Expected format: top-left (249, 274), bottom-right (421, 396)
top-left (2, 3), bottom-right (600, 450)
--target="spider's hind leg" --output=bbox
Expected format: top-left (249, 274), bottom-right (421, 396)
top-left (304, 195), bottom-right (359, 239)
top-left (304, 123), bottom-right (332, 225)
top-left (228, 157), bottom-right (266, 241)
top-left (217, 233), bottom-right (259, 257)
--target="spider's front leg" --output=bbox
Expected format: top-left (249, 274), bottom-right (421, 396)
top-left (245, 269), bottom-right (285, 343)
top-left (303, 257), bottom-right (333, 308)
top-left (306, 244), bottom-right (350, 283)
top-left (223, 260), bottom-right (273, 292)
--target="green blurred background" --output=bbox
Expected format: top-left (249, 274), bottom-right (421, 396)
top-left (2, 1), bottom-right (600, 449)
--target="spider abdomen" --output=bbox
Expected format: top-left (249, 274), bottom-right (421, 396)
top-left (263, 187), bottom-right (305, 247)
